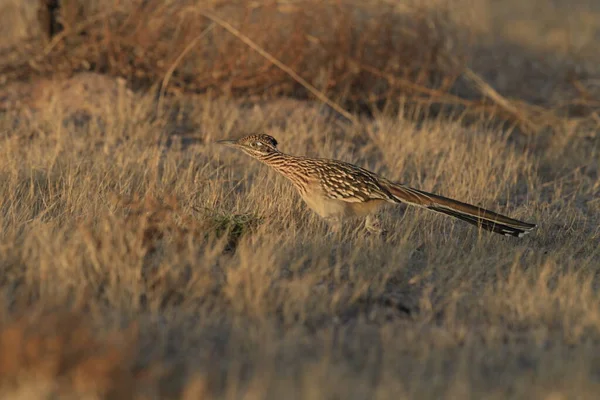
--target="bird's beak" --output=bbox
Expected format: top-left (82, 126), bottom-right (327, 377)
top-left (216, 139), bottom-right (238, 147)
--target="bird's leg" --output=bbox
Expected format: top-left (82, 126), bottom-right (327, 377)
top-left (365, 214), bottom-right (386, 236)
top-left (325, 217), bottom-right (342, 238)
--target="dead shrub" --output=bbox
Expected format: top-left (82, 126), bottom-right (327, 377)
top-left (2, 0), bottom-right (465, 111)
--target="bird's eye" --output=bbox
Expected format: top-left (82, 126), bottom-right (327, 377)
top-left (255, 141), bottom-right (263, 147)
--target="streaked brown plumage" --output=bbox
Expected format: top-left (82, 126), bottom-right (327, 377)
top-left (218, 134), bottom-right (536, 237)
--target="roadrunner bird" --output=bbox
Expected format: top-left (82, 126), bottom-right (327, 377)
top-left (218, 134), bottom-right (536, 237)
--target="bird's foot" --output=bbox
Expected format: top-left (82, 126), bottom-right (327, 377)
top-left (324, 218), bottom-right (343, 240)
top-left (365, 216), bottom-right (387, 237)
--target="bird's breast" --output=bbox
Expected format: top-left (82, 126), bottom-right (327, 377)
top-left (299, 187), bottom-right (386, 219)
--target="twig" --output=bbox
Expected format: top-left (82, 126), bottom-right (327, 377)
top-left (198, 9), bottom-right (358, 125)
top-left (42, 9), bottom-right (123, 56)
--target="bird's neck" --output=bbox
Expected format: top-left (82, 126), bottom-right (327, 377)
top-left (257, 152), bottom-right (310, 193)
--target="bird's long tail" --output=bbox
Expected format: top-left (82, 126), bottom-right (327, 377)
top-left (385, 183), bottom-right (536, 237)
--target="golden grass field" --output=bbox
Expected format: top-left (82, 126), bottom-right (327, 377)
top-left (0, 0), bottom-right (599, 398)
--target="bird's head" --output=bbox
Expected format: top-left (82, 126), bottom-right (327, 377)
top-left (217, 134), bottom-right (280, 159)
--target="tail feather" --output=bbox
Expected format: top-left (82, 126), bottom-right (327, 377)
top-left (385, 184), bottom-right (536, 237)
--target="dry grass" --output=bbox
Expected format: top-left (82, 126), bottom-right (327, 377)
top-left (0, 86), bottom-right (597, 398)
top-left (0, 0), bottom-right (598, 399)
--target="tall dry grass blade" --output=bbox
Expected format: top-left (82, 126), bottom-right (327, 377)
top-left (157, 22), bottom-right (216, 112)
top-left (463, 67), bottom-right (539, 133)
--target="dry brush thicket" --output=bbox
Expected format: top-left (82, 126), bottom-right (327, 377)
top-left (2, 0), bottom-right (600, 130)
top-left (0, 0), bottom-right (599, 398)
